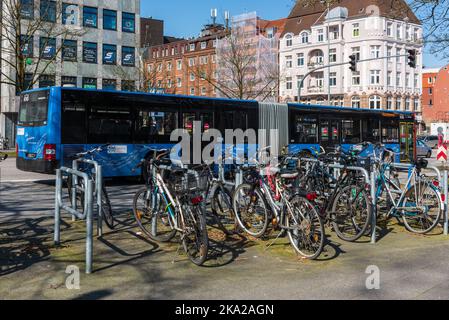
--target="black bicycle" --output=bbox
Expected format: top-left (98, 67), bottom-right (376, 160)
top-left (66, 144), bottom-right (115, 230)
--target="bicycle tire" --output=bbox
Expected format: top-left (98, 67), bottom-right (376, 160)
top-left (401, 181), bottom-right (442, 234)
top-left (211, 186), bottom-right (236, 235)
top-left (101, 186), bottom-right (115, 230)
top-left (232, 183), bottom-right (269, 238)
top-left (132, 187), bottom-right (177, 242)
top-left (286, 195), bottom-right (325, 260)
top-left (331, 185), bottom-right (372, 242)
top-left (182, 204), bottom-right (209, 266)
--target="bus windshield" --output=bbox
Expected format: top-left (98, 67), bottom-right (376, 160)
top-left (18, 90), bottom-right (49, 127)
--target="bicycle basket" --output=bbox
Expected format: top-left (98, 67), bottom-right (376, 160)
top-left (169, 169), bottom-right (210, 195)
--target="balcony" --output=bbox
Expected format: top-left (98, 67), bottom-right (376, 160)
top-left (367, 85), bottom-right (384, 91)
top-left (308, 86), bottom-right (325, 94)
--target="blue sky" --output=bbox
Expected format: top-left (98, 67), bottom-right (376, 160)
top-left (141, 0), bottom-right (446, 69)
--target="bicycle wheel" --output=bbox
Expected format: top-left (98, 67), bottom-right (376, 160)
top-left (101, 186), bottom-right (115, 230)
top-left (401, 181), bottom-right (442, 234)
top-left (331, 185), bottom-right (372, 242)
top-left (286, 195), bottom-right (325, 260)
top-left (211, 186), bottom-right (236, 235)
top-left (182, 204), bottom-right (209, 266)
top-left (232, 184), bottom-right (269, 238)
top-left (132, 187), bottom-right (176, 242)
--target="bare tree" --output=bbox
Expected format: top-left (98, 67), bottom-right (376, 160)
top-left (0, 0), bottom-right (84, 93)
top-left (191, 15), bottom-right (281, 102)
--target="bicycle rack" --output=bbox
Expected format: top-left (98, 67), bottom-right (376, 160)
top-left (54, 168), bottom-right (94, 274)
top-left (72, 159), bottom-right (104, 237)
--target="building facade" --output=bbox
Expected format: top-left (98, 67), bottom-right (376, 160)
top-left (0, 0), bottom-right (140, 146)
top-left (421, 65), bottom-right (449, 128)
top-left (279, 0), bottom-right (423, 115)
top-left (144, 14), bottom-right (286, 98)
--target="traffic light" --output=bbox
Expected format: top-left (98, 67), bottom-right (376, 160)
top-left (408, 49), bottom-right (417, 68)
top-left (349, 55), bottom-right (357, 72)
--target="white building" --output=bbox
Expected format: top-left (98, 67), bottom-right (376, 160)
top-left (0, 0), bottom-right (140, 147)
top-left (279, 0), bottom-right (423, 114)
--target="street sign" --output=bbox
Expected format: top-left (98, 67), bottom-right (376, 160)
top-left (438, 130), bottom-right (448, 162)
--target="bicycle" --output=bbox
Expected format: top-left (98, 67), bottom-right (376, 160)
top-left (369, 143), bottom-right (442, 234)
top-left (132, 150), bottom-right (209, 266)
top-left (297, 144), bottom-right (373, 242)
top-left (232, 147), bottom-right (325, 260)
top-left (66, 144), bottom-right (115, 230)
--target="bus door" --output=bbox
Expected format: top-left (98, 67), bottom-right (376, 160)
top-left (400, 122), bottom-right (415, 162)
top-left (320, 118), bottom-right (340, 150)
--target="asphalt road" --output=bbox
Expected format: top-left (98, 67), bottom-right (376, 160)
top-left (2, 152), bottom-right (449, 300)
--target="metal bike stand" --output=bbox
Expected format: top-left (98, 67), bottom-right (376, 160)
top-left (55, 168), bottom-right (94, 274)
top-left (73, 159), bottom-right (104, 237)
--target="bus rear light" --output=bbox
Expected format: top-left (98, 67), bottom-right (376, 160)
top-left (306, 192), bottom-right (318, 202)
top-left (43, 144), bottom-right (56, 161)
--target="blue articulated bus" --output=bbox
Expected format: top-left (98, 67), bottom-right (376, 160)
top-left (16, 87), bottom-right (416, 177)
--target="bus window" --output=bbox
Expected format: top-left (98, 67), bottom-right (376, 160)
top-left (200, 113), bottom-right (213, 133)
top-left (362, 119), bottom-right (381, 143)
top-left (18, 90), bottom-right (49, 127)
top-left (135, 111), bottom-right (177, 144)
top-left (341, 120), bottom-right (361, 144)
top-left (88, 104), bottom-right (133, 144)
top-left (381, 120), bottom-right (399, 144)
top-left (293, 115), bottom-right (318, 144)
top-left (61, 94), bottom-right (87, 144)
top-left (222, 111), bottom-right (234, 133)
top-left (321, 120), bottom-right (329, 143)
top-left (183, 113), bottom-right (195, 134)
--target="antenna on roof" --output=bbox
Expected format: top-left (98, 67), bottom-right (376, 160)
top-left (211, 8), bottom-right (218, 25)
top-left (225, 11), bottom-right (230, 29)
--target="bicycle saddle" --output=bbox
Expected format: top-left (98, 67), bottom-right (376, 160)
top-left (414, 158), bottom-right (428, 170)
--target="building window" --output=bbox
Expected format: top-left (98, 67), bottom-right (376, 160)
top-left (190, 44), bottom-right (195, 51)
top-left (318, 29), bottom-right (324, 42)
top-left (200, 42), bottom-right (207, 50)
top-left (429, 99), bottom-right (433, 106)
top-left (122, 12), bottom-right (136, 33)
top-left (190, 73), bottom-right (195, 81)
top-left (121, 80), bottom-right (135, 91)
top-left (414, 28), bottom-right (419, 41)
top-left (40, 37), bottom-right (56, 60)
top-left (405, 97), bottom-right (411, 110)
top-left (167, 62), bottom-right (172, 71)
top-left (83, 6), bottom-right (98, 28)
top-left (286, 77), bottom-right (292, 90)
top-left (20, 35), bottom-right (34, 58)
top-left (396, 99), bottom-right (402, 110)
top-left (387, 46), bottom-right (393, 61)
top-left (352, 23), bottom-right (360, 37)
top-left (83, 42), bottom-right (97, 64)
top-left (414, 74), bottom-right (419, 89)
top-left (329, 72), bottom-right (337, 86)
top-left (286, 34), bottom-right (293, 47)
top-left (351, 96), bottom-right (361, 108)
top-left (63, 3), bottom-right (79, 25)
top-left (297, 75), bottom-right (304, 89)
top-left (201, 87), bottom-right (207, 96)
top-left (370, 70), bottom-right (381, 85)
top-left (122, 46), bottom-right (135, 66)
top-left (177, 78), bottom-right (182, 88)
top-left (329, 48), bottom-right (337, 63)
top-left (82, 77), bottom-right (97, 89)
top-left (396, 72), bottom-right (401, 86)
top-left (370, 45), bottom-right (381, 58)
top-left (103, 9), bottom-right (117, 30)
top-left (40, 0), bottom-right (56, 22)
top-left (387, 22), bottom-right (393, 37)
top-left (352, 47), bottom-right (360, 61)
top-left (301, 32), bottom-right (309, 44)
top-left (103, 44), bottom-right (117, 65)
top-left (190, 88), bottom-right (195, 96)
top-left (428, 77), bottom-right (433, 84)
top-left (429, 87), bottom-right (433, 94)
top-left (414, 98), bottom-right (419, 111)
top-left (20, 0), bottom-right (34, 19)
top-left (39, 74), bottom-right (55, 88)
top-left (102, 79), bottom-right (116, 90)
top-left (387, 96), bottom-right (393, 110)
top-left (369, 95), bottom-right (381, 109)
top-left (387, 72), bottom-right (393, 86)
top-left (61, 76), bottom-right (77, 87)
top-left (177, 60), bottom-right (182, 70)
top-left (286, 56), bottom-right (292, 68)
top-left (397, 24), bottom-right (402, 39)
top-left (352, 72), bottom-right (360, 85)
top-left (406, 26), bottom-right (411, 40)
top-left (406, 73), bottom-right (411, 88)
top-left (297, 53), bottom-right (304, 66)
top-left (62, 40), bottom-right (77, 61)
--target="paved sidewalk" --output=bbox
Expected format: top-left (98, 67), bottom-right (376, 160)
top-left (2, 180), bottom-right (449, 300)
